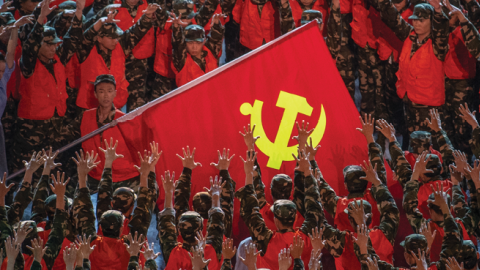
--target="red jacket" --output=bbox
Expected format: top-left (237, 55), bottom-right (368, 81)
top-left (239, 0), bottom-right (280, 50)
top-left (115, 2), bottom-right (155, 59)
top-left (77, 43), bottom-right (129, 109)
top-left (396, 33), bottom-right (445, 106)
top-left (154, 21), bottom-right (175, 78)
top-left (165, 244), bottom-right (220, 270)
top-left (429, 219), bottom-right (471, 263)
top-left (80, 108), bottom-right (139, 181)
top-left (289, 0), bottom-right (329, 36)
top-left (445, 26), bottom-right (476, 80)
top-left (89, 236), bottom-right (144, 270)
top-left (18, 55), bottom-right (67, 120)
top-left (172, 46), bottom-right (218, 87)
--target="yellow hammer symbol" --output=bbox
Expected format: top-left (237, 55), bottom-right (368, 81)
top-left (240, 91), bottom-right (326, 169)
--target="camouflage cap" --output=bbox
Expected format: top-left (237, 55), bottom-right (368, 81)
top-left (179, 211), bottom-right (203, 242)
top-left (0, 13), bottom-right (15, 26)
top-left (344, 199), bottom-right (372, 214)
top-left (409, 3), bottom-right (434, 20)
top-left (457, 240), bottom-right (478, 269)
top-left (400, 234), bottom-right (428, 252)
top-left (44, 194), bottom-right (73, 209)
top-left (58, 1), bottom-right (76, 11)
top-left (111, 187), bottom-right (137, 214)
top-left (408, 131), bottom-right (432, 154)
top-left (98, 23), bottom-right (124, 39)
top-left (91, 74), bottom-right (116, 87)
top-left (184, 25), bottom-right (205, 42)
top-left (271, 174), bottom-right (293, 201)
top-left (270, 199), bottom-right (296, 226)
top-left (99, 210), bottom-right (125, 236)
top-left (43, 26), bottom-right (62, 44)
top-left (192, 191), bottom-right (212, 219)
top-left (343, 165), bottom-right (368, 193)
top-left (425, 154), bottom-right (441, 169)
top-left (173, 0), bottom-right (196, 19)
top-left (301, 10), bottom-right (323, 25)
top-left (13, 221), bottom-right (43, 240)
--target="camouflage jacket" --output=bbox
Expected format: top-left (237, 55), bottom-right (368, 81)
top-left (76, 14), bottom-right (153, 66)
top-left (30, 174), bottom-right (50, 224)
top-left (326, 0), bottom-right (342, 60)
top-left (235, 173), bottom-right (322, 256)
top-left (173, 167), bottom-right (193, 222)
top-left (431, 130), bottom-right (455, 177)
top-left (96, 168), bottom-right (157, 225)
top-left (7, 181), bottom-right (33, 225)
top-left (219, 170), bottom-right (236, 238)
top-left (469, 127), bottom-right (480, 159)
top-left (157, 206), bottom-right (225, 264)
top-left (172, 21), bottom-right (225, 73)
top-left (127, 256), bottom-right (157, 270)
top-left (376, 0), bottom-right (450, 60)
top-left (318, 142), bottom-right (387, 218)
top-left (20, 15), bottom-right (82, 78)
top-left (42, 209), bottom-right (70, 269)
top-left (0, 206), bottom-right (23, 270)
top-left (451, 184), bottom-right (480, 237)
top-left (436, 213), bottom-right (464, 270)
top-left (461, 16), bottom-right (480, 59)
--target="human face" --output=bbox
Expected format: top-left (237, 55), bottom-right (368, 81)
top-left (126, 0), bottom-right (141, 7)
top-left (0, 61), bottom-right (6, 81)
top-left (393, 0), bottom-right (407, 11)
top-left (94, 82), bottom-right (117, 108)
top-left (97, 36), bottom-right (118, 51)
top-left (21, 0), bottom-right (39, 14)
top-left (186, 40), bottom-right (205, 57)
top-left (300, 0), bottom-right (314, 5)
top-left (39, 42), bottom-right (57, 60)
top-left (412, 18), bottom-right (431, 38)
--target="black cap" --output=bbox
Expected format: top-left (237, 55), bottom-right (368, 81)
top-left (43, 26), bottom-right (62, 44)
top-left (91, 74), bottom-right (116, 87)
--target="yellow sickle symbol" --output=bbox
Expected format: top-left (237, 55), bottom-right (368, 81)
top-left (240, 91), bottom-right (326, 169)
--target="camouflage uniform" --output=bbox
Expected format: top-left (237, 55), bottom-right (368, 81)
top-left (9, 17), bottom-right (83, 195)
top-left (96, 168), bottom-right (158, 231)
top-left (235, 172), bottom-right (321, 268)
top-left (335, 13), bottom-right (356, 100)
top-left (0, 206), bottom-right (21, 270)
top-left (451, 184), bottom-right (480, 238)
top-left (157, 202), bottom-right (225, 264)
top-left (128, 256), bottom-right (158, 270)
top-left (376, 1), bottom-right (450, 134)
top-left (469, 127), bottom-right (480, 158)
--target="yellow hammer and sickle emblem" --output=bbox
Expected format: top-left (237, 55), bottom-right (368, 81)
top-left (240, 91), bottom-right (327, 170)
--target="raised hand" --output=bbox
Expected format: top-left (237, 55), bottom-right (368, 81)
top-left (239, 243), bottom-right (261, 270)
top-left (211, 13), bottom-right (226, 26)
top-left (99, 138), bottom-right (124, 168)
top-left (170, 12), bottom-right (188, 27)
top-left (428, 182), bottom-right (451, 215)
top-left (63, 244), bottom-right (78, 270)
top-left (308, 249), bottom-right (322, 270)
top-left (452, 150), bottom-right (469, 179)
top-left (426, 109), bottom-right (442, 132)
top-left (292, 120), bottom-right (314, 152)
top-left (27, 238), bottom-right (46, 263)
top-left (43, 147), bottom-right (61, 175)
top-left (50, 171), bottom-right (70, 209)
top-left (161, 171), bottom-right (175, 208)
top-left (428, 0), bottom-right (442, 12)
top-left (365, 257), bottom-right (379, 270)
top-left (210, 148), bottom-right (235, 171)
top-left (357, 114), bottom-right (375, 143)
top-left (443, 0), bottom-right (467, 22)
top-left (419, 221), bottom-right (436, 251)
top-left (360, 160), bottom-right (381, 187)
top-left (105, 3), bottom-right (121, 14)
top-left (38, 0), bottom-right (57, 24)
top-left (222, 238), bottom-right (237, 260)
top-left (5, 236), bottom-right (20, 266)
top-left (240, 151), bottom-right (256, 186)
top-left (75, 234), bottom-right (95, 260)
top-left (305, 137), bottom-right (320, 161)
top-left (176, 146), bottom-right (201, 170)
top-left (135, 150), bottom-right (153, 177)
top-left (348, 202), bottom-right (367, 230)
top-left (14, 15), bottom-right (34, 28)
top-left (411, 248), bottom-right (428, 270)
top-left (195, 231), bottom-right (207, 251)
top-left (449, 164), bottom-right (463, 186)
top-left (459, 103), bottom-right (478, 129)
top-left (0, 173), bottom-right (14, 206)
top-left (143, 242), bottom-right (160, 261)
top-left (24, 150), bottom-right (45, 173)
top-left (239, 124), bottom-right (260, 151)
top-left (292, 149), bottom-right (312, 176)
top-left (189, 244), bottom-right (210, 270)
top-left (278, 248), bottom-right (292, 270)
top-left (290, 235), bottom-right (304, 259)
top-left (352, 224), bottom-right (369, 255)
top-left (446, 257), bottom-right (464, 270)
top-left (73, 150), bottom-right (99, 187)
top-left (14, 222), bottom-right (33, 245)
top-left (309, 227), bottom-right (325, 252)
top-left (412, 151), bottom-right (434, 182)
top-left (204, 176), bottom-right (224, 197)
top-left (465, 160), bottom-right (480, 190)
top-left (143, 3), bottom-right (160, 18)
top-left (148, 141), bottom-right (162, 172)
top-left (124, 232), bottom-right (145, 257)
top-left (0, 1), bottom-right (14, 12)
top-left (375, 119), bottom-right (396, 142)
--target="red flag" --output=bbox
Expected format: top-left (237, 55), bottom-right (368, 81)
top-left (115, 21), bottom-right (384, 239)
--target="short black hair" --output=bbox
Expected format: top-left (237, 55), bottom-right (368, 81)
top-left (94, 81), bottom-right (115, 92)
